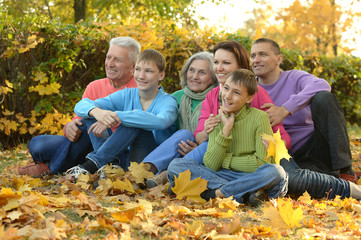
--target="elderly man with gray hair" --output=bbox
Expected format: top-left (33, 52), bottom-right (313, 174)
top-left (18, 36), bottom-right (141, 177)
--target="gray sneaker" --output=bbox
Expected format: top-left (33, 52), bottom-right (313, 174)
top-left (146, 170), bottom-right (168, 188)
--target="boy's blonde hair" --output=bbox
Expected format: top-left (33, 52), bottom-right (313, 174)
top-left (227, 69), bottom-right (258, 96)
top-left (137, 49), bottom-right (165, 72)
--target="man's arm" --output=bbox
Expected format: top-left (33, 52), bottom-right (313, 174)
top-left (282, 71), bottom-right (331, 115)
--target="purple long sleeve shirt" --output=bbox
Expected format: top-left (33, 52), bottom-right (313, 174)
top-left (258, 70), bottom-right (331, 153)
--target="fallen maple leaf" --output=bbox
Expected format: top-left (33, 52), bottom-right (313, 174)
top-left (171, 170), bottom-right (208, 203)
top-left (277, 198), bottom-right (303, 228)
top-left (112, 178), bottom-right (135, 193)
top-left (127, 162), bottom-right (154, 184)
top-left (260, 129), bottom-right (291, 164)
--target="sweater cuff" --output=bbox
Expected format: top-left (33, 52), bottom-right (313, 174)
top-left (216, 132), bottom-right (232, 147)
top-left (222, 153), bottom-right (233, 169)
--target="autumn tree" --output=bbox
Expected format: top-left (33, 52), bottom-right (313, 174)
top-left (242, 0), bottom-right (361, 56)
top-left (0, 0), bottom-right (223, 26)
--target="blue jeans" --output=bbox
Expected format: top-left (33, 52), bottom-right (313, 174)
top-left (182, 141), bottom-right (351, 199)
top-left (294, 92), bottom-right (353, 176)
top-left (168, 158), bottom-right (288, 203)
top-left (84, 119), bottom-right (157, 170)
top-left (28, 120), bottom-right (93, 174)
top-left (142, 129), bottom-right (195, 173)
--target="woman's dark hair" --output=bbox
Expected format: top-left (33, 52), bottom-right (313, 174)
top-left (213, 40), bottom-right (251, 70)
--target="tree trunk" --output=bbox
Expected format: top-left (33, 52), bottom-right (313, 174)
top-left (330, 0), bottom-right (338, 56)
top-left (74, 0), bottom-right (86, 23)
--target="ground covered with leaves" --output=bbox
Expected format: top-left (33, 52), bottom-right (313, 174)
top-left (0, 134), bottom-right (361, 239)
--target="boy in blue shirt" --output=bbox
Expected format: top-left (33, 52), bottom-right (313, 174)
top-left (66, 49), bottom-right (178, 179)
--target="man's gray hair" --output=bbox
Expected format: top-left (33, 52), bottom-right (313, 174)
top-left (180, 52), bottom-right (217, 88)
top-left (109, 37), bottom-right (141, 64)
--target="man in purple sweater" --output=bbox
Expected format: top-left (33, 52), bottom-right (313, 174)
top-left (250, 38), bottom-right (356, 183)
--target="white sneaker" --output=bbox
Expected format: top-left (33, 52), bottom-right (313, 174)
top-left (65, 166), bottom-right (89, 180)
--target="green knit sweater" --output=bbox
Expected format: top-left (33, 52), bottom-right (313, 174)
top-left (203, 106), bottom-right (274, 173)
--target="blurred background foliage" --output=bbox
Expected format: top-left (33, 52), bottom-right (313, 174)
top-left (0, 0), bottom-right (360, 149)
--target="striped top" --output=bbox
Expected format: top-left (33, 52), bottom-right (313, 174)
top-left (203, 106), bottom-right (274, 173)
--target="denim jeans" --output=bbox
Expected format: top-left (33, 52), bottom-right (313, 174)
top-left (294, 92), bottom-right (352, 176)
top-left (28, 119), bottom-right (93, 174)
top-left (142, 129), bottom-right (195, 173)
top-left (84, 119), bottom-right (157, 170)
top-left (168, 158), bottom-right (288, 203)
top-left (280, 158), bottom-right (350, 199)
top-left (181, 141), bottom-right (351, 199)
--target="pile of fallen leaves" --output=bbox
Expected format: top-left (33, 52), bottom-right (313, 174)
top-left (0, 136), bottom-right (361, 239)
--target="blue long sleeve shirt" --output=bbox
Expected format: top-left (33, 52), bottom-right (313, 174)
top-left (74, 87), bottom-right (178, 145)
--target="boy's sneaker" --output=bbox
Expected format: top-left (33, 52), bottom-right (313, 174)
top-left (17, 162), bottom-right (50, 177)
top-left (146, 170), bottom-right (168, 189)
top-left (65, 165), bottom-right (89, 181)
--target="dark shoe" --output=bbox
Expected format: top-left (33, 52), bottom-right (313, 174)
top-left (17, 162), bottom-right (50, 177)
top-left (146, 170), bottom-right (168, 189)
top-left (168, 181), bottom-right (175, 196)
top-left (200, 189), bottom-right (216, 201)
top-left (339, 173), bottom-right (357, 183)
top-left (247, 189), bottom-right (267, 207)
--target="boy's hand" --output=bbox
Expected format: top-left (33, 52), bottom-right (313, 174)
top-left (89, 108), bottom-right (121, 128)
top-left (262, 137), bottom-right (270, 150)
top-left (88, 121), bottom-right (108, 138)
top-left (219, 108), bottom-right (234, 137)
top-left (203, 113), bottom-right (220, 135)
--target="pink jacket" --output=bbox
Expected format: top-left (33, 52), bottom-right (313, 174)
top-left (194, 85), bottom-right (291, 149)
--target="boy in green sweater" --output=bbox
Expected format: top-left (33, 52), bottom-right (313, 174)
top-left (167, 69), bottom-right (288, 206)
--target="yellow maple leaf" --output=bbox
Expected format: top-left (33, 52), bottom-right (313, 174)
top-left (111, 206), bottom-right (140, 223)
top-left (277, 198), bottom-right (303, 228)
top-left (260, 129), bottom-right (291, 164)
top-left (128, 162), bottom-right (154, 184)
top-left (172, 170), bottom-right (208, 203)
top-left (111, 178), bottom-right (135, 193)
top-left (33, 71), bottom-right (49, 84)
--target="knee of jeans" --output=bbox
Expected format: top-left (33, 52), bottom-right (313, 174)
top-left (167, 158), bottom-right (190, 178)
top-left (174, 129), bottom-right (194, 142)
top-left (28, 136), bottom-right (44, 155)
top-left (311, 91), bottom-right (335, 111)
top-left (268, 164), bottom-right (288, 182)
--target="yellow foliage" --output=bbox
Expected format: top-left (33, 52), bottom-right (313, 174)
top-left (172, 170), bottom-right (208, 203)
top-left (260, 129), bottom-right (291, 164)
top-left (277, 198), bottom-right (303, 228)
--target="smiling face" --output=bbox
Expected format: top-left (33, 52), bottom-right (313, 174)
top-left (105, 45), bottom-right (135, 83)
top-left (186, 59), bottom-right (214, 93)
top-left (250, 42), bottom-right (282, 82)
top-left (222, 77), bottom-right (254, 114)
top-left (134, 60), bottom-right (164, 92)
top-left (213, 49), bottom-right (240, 86)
